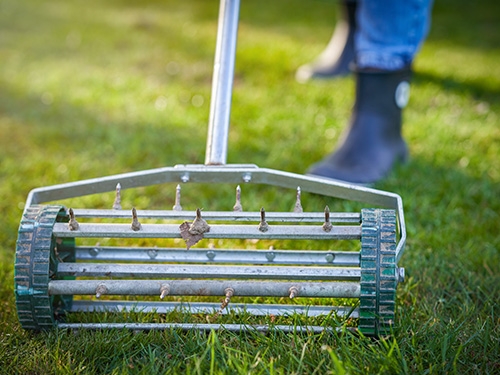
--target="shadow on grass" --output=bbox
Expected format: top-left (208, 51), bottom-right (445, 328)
top-left (0, 82), bottom-right (205, 173)
top-left (429, 0), bottom-right (500, 50)
top-left (414, 71), bottom-right (500, 101)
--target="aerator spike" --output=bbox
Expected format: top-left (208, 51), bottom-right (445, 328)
top-left (95, 284), bottom-right (108, 299)
top-left (323, 205), bottom-right (333, 232)
top-left (189, 208), bottom-right (210, 235)
top-left (289, 286), bottom-right (299, 299)
top-left (131, 208), bottom-right (142, 231)
top-left (210, 287), bottom-right (235, 321)
top-left (112, 183), bottom-right (122, 210)
top-left (179, 209), bottom-right (209, 250)
top-left (160, 284), bottom-right (170, 300)
top-left (222, 287), bottom-right (234, 308)
top-left (68, 208), bottom-right (79, 231)
top-left (173, 184), bottom-right (182, 211)
top-left (258, 207), bottom-right (269, 232)
top-left (294, 186), bottom-right (303, 213)
top-left (233, 185), bottom-right (243, 212)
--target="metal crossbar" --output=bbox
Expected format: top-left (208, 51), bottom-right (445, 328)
top-left (75, 247), bottom-right (360, 266)
top-left (49, 280), bottom-right (361, 298)
top-left (69, 300), bottom-right (359, 318)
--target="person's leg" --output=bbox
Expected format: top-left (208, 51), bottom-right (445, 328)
top-left (355, 0), bottom-right (433, 71)
top-left (296, 0), bottom-right (357, 83)
top-left (308, 0), bottom-right (433, 184)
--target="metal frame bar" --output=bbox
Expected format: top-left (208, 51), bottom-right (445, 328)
top-left (75, 246), bottom-right (360, 266)
top-left (56, 264), bottom-right (361, 281)
top-left (69, 300), bottom-right (359, 318)
top-left (49, 279), bottom-right (360, 297)
top-left (57, 322), bottom-right (353, 333)
top-left (52, 222), bottom-right (361, 240)
top-left (72, 209), bottom-right (360, 223)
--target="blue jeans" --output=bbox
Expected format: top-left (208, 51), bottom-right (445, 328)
top-left (355, 0), bottom-right (434, 70)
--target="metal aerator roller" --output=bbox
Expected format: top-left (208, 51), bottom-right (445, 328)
top-left (14, 0), bottom-right (406, 336)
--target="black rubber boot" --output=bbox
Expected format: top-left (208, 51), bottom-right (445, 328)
top-left (307, 68), bottom-right (411, 184)
top-left (296, 0), bottom-right (357, 83)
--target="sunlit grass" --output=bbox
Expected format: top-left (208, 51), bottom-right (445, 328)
top-left (1, 0), bottom-right (499, 373)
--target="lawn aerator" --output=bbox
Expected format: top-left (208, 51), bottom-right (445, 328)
top-left (14, 0), bottom-right (406, 336)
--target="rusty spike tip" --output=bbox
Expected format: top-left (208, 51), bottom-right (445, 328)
top-left (131, 207), bottom-right (142, 231)
top-left (322, 205), bottom-right (333, 232)
top-left (258, 207), bottom-right (269, 232)
top-left (68, 208), bottom-right (79, 231)
top-left (188, 208), bottom-right (210, 235)
top-left (173, 184), bottom-right (182, 211)
top-left (260, 207), bottom-right (266, 221)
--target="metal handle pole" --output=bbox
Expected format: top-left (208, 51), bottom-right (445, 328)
top-left (205, 0), bottom-right (240, 165)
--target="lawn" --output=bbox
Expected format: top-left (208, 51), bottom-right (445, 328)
top-left (0, 0), bottom-right (499, 373)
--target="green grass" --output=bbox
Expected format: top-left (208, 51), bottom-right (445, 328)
top-left (1, 0), bottom-right (499, 373)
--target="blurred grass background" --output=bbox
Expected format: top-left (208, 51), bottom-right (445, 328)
top-left (0, 0), bottom-right (499, 373)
